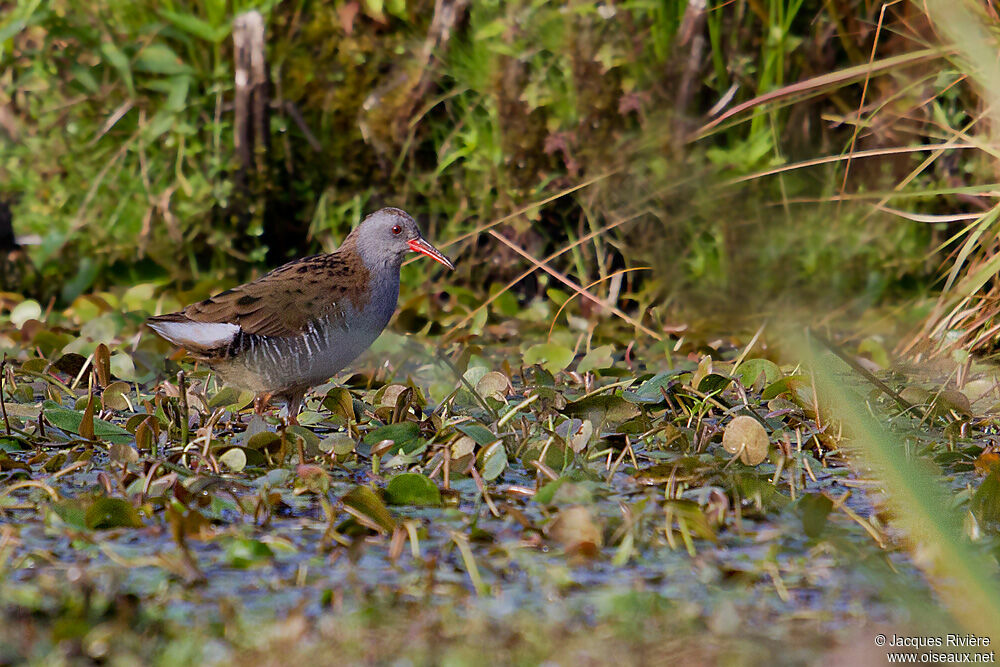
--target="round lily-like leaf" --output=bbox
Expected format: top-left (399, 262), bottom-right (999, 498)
top-left (934, 389), bottom-right (972, 418)
top-left (208, 386), bottom-right (255, 410)
top-left (101, 381), bottom-right (131, 411)
top-left (722, 415), bottom-right (769, 466)
top-left (363, 422), bottom-right (420, 454)
top-left (245, 431), bottom-right (280, 451)
top-left (377, 384), bottom-right (410, 407)
top-left (475, 371), bottom-right (511, 400)
top-left (455, 422), bottom-right (498, 446)
top-left (451, 435), bottom-right (476, 459)
top-left (800, 493), bottom-right (833, 539)
top-left (219, 447), bottom-right (247, 472)
top-left (563, 395), bottom-right (639, 427)
top-left (224, 538), bottom-right (274, 568)
top-left (109, 442), bottom-right (139, 465)
top-left (555, 418), bottom-right (594, 453)
top-left (734, 358), bottom-right (782, 389)
top-left (697, 373), bottom-right (732, 394)
top-left (319, 433), bottom-right (356, 456)
top-left (478, 441), bottom-right (508, 481)
top-left (10, 299), bottom-right (41, 328)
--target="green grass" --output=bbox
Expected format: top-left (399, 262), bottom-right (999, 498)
top-left (0, 0), bottom-right (960, 316)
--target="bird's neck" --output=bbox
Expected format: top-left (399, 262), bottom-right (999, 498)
top-left (342, 228), bottom-right (403, 275)
top-left (336, 232), bottom-right (401, 328)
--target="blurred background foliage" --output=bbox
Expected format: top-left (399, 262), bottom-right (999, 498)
top-left (0, 0), bottom-right (987, 330)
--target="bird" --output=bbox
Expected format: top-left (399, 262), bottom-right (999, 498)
top-left (147, 207), bottom-right (454, 423)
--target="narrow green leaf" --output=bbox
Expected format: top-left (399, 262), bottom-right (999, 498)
top-left (158, 8), bottom-right (231, 43)
top-left (99, 41), bottom-right (134, 96)
top-left (134, 43), bottom-right (191, 75)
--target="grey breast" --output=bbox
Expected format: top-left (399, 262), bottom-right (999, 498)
top-left (240, 281), bottom-right (399, 392)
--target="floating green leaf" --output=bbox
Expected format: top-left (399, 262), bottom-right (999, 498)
top-left (51, 500), bottom-right (88, 531)
top-left (456, 423), bottom-right (499, 446)
top-left (43, 403), bottom-right (133, 443)
top-left (762, 375), bottom-right (809, 401)
top-left (245, 431), bottom-right (280, 451)
top-left (208, 386), bottom-right (255, 410)
top-left (86, 497), bottom-right (143, 530)
top-left (219, 447), bottom-right (247, 472)
top-left (0, 437), bottom-right (25, 452)
top-left (564, 395), bottom-right (640, 427)
top-left (734, 358), bottom-right (782, 388)
top-left (577, 345), bottom-right (614, 374)
top-left (479, 441), bottom-right (508, 481)
top-left (342, 486), bottom-right (396, 533)
top-left (475, 371), bottom-right (510, 399)
top-left (101, 381), bottom-right (131, 411)
top-left (524, 343), bottom-right (574, 374)
top-left (224, 538), bottom-right (274, 568)
top-left (800, 493), bottom-right (834, 538)
top-left (697, 373), bottom-right (732, 394)
top-left (625, 370), bottom-right (683, 404)
top-left (385, 473), bottom-right (442, 506)
top-left (363, 422), bottom-right (421, 454)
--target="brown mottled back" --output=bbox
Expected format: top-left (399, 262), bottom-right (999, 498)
top-left (175, 237), bottom-right (371, 338)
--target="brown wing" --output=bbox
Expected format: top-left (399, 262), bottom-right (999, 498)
top-left (172, 252), bottom-right (367, 338)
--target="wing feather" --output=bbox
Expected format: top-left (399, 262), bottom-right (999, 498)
top-left (148, 251), bottom-right (367, 353)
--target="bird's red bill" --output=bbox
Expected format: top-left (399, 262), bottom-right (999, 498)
top-left (407, 238), bottom-right (455, 270)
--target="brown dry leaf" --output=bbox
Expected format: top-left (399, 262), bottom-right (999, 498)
top-left (109, 442), bottom-right (139, 465)
top-left (935, 389), bottom-right (972, 418)
top-left (94, 343), bottom-right (111, 387)
top-left (549, 505), bottom-right (603, 558)
top-left (102, 380), bottom-right (131, 411)
top-left (378, 384), bottom-right (409, 407)
top-left (79, 393), bottom-right (95, 441)
top-left (975, 449), bottom-right (1000, 476)
top-left (475, 371), bottom-right (511, 400)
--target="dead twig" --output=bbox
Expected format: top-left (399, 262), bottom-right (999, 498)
top-left (488, 228), bottom-right (662, 340)
top-left (808, 329), bottom-right (922, 418)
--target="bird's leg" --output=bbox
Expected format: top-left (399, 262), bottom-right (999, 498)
top-left (254, 392), bottom-right (272, 416)
top-left (283, 390), bottom-right (305, 427)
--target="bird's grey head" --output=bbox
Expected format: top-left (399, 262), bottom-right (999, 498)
top-left (351, 207), bottom-right (454, 271)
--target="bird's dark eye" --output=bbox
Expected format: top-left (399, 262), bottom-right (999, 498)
top-left (391, 224), bottom-right (402, 235)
